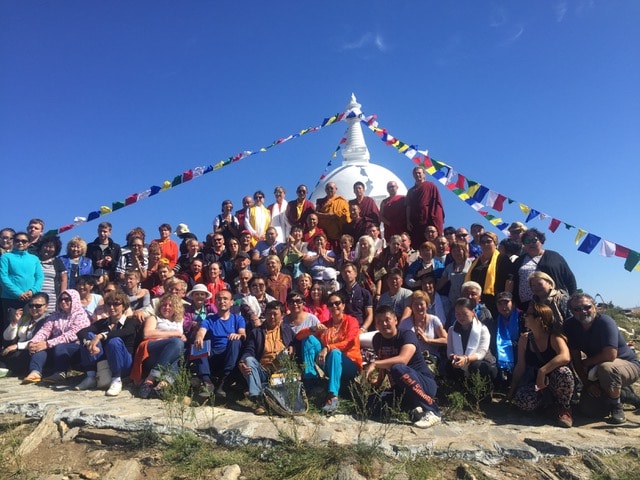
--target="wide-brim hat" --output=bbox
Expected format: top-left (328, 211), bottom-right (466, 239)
top-left (186, 283), bottom-right (212, 300)
top-left (175, 223), bottom-right (190, 235)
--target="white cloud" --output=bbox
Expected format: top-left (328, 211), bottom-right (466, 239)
top-left (341, 32), bottom-right (387, 53)
top-left (555, 1), bottom-right (568, 22)
top-left (503, 24), bottom-right (524, 45)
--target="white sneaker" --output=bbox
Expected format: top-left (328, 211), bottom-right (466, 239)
top-left (75, 376), bottom-right (97, 391)
top-left (413, 410), bottom-right (441, 429)
top-left (106, 380), bottom-right (123, 397)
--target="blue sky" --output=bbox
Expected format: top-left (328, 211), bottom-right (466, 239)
top-left (1, 1), bottom-right (639, 306)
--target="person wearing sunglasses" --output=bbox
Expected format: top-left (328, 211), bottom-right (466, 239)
top-left (0, 232), bottom-right (44, 331)
top-left (244, 190), bottom-right (271, 247)
top-left (317, 291), bottom-right (363, 415)
top-left (285, 184), bottom-right (315, 230)
top-left (512, 227), bottom-right (577, 312)
top-left (1, 293), bottom-right (49, 376)
top-left (564, 292), bottom-right (640, 425)
top-left (0, 227), bottom-right (15, 255)
top-left (23, 289), bottom-right (90, 383)
top-left (75, 290), bottom-right (138, 396)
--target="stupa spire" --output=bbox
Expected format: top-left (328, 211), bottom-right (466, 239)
top-left (341, 93), bottom-right (370, 165)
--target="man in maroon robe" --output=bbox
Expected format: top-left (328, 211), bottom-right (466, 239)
top-left (406, 166), bottom-right (444, 249)
top-left (380, 181), bottom-right (407, 242)
top-left (348, 181), bottom-right (380, 227)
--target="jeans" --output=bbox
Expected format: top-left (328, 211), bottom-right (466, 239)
top-left (80, 334), bottom-right (133, 378)
top-left (195, 339), bottom-right (242, 379)
top-left (325, 349), bottom-right (359, 397)
top-left (146, 337), bottom-right (184, 380)
top-left (29, 342), bottom-right (82, 374)
top-left (242, 356), bottom-right (270, 397)
top-left (300, 336), bottom-right (322, 378)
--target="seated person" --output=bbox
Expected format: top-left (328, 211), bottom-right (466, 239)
top-left (378, 268), bottom-right (412, 319)
top-left (240, 275), bottom-right (276, 332)
top-left (182, 284), bottom-right (216, 344)
top-left (205, 262), bottom-right (230, 302)
top-left (445, 297), bottom-right (497, 385)
top-left (302, 233), bottom-right (337, 282)
top-left (508, 302), bottom-right (574, 428)
top-left (131, 293), bottom-right (186, 399)
top-left (122, 270), bottom-right (151, 311)
top-left (494, 292), bottom-right (524, 385)
top-left (76, 275), bottom-right (103, 318)
top-left (284, 291), bottom-right (326, 381)
top-left (193, 289), bottom-right (246, 398)
top-left (75, 290), bottom-right (139, 396)
top-left (238, 300), bottom-right (295, 415)
top-left (399, 290), bottom-right (447, 363)
top-left (364, 305), bottom-right (441, 429)
top-left (251, 227), bottom-right (285, 275)
top-left (178, 258), bottom-right (205, 291)
top-left (1, 293), bottom-right (49, 376)
top-left (22, 290), bottom-right (91, 383)
top-left (317, 291), bottom-right (363, 415)
top-left (405, 241), bottom-right (444, 290)
top-left (564, 292), bottom-right (640, 425)
top-left (173, 238), bottom-right (203, 275)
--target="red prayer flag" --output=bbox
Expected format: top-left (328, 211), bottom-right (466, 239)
top-left (548, 218), bottom-right (561, 232)
top-left (615, 244), bottom-right (630, 258)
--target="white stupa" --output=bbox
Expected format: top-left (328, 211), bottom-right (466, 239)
top-left (309, 94), bottom-right (408, 206)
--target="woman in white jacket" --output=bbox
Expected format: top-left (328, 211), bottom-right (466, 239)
top-left (446, 297), bottom-right (497, 384)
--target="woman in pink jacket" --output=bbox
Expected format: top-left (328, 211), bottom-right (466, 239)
top-left (22, 289), bottom-right (90, 383)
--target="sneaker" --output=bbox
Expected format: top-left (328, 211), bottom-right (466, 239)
top-left (413, 410), bottom-right (442, 429)
top-left (557, 408), bottom-right (573, 428)
top-left (410, 406), bottom-right (425, 423)
top-left (75, 376), bottom-right (97, 391)
top-left (42, 371), bottom-right (66, 384)
top-left (138, 381), bottom-right (154, 399)
top-left (106, 380), bottom-right (123, 397)
top-left (198, 381), bottom-right (215, 399)
top-left (322, 396), bottom-right (339, 415)
top-left (609, 402), bottom-right (626, 425)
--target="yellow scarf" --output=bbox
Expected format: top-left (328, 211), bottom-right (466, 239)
top-left (465, 250), bottom-right (499, 296)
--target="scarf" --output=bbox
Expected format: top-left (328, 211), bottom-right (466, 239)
top-left (451, 318), bottom-right (482, 372)
top-left (466, 250), bottom-right (499, 296)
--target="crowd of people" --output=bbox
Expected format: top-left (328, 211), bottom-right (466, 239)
top-left (1, 165), bottom-right (639, 430)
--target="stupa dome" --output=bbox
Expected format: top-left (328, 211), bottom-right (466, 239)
top-left (310, 94), bottom-right (408, 206)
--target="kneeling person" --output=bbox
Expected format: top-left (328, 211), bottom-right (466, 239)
top-left (365, 305), bottom-right (441, 428)
top-left (76, 291), bottom-right (139, 396)
top-left (193, 289), bottom-right (246, 398)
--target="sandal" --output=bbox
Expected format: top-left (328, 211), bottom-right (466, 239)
top-left (22, 371), bottom-right (42, 384)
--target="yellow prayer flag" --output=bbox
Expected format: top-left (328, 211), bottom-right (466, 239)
top-left (519, 204), bottom-right (531, 215)
top-left (575, 229), bottom-right (587, 245)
